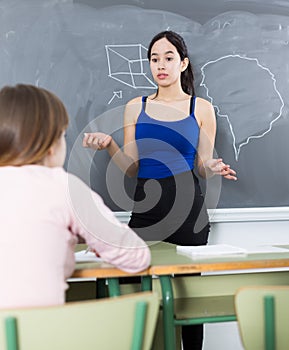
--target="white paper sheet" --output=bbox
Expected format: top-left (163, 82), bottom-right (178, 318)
top-left (176, 244), bottom-right (247, 259)
top-left (74, 250), bottom-right (103, 262)
top-left (176, 244), bottom-right (289, 260)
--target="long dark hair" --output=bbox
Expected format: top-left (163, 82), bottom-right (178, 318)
top-left (147, 31), bottom-right (195, 96)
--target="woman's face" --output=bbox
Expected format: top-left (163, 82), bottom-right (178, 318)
top-left (149, 37), bottom-right (187, 88)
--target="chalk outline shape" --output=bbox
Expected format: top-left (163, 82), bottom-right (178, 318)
top-left (200, 54), bottom-right (284, 161)
top-left (105, 44), bottom-right (157, 89)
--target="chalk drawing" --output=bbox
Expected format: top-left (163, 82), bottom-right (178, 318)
top-left (105, 44), bottom-right (157, 89)
top-left (108, 90), bottom-right (122, 104)
top-left (200, 54), bottom-right (284, 161)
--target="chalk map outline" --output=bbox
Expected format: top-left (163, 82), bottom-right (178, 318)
top-left (200, 54), bottom-right (284, 161)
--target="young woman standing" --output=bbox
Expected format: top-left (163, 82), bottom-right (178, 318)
top-left (83, 31), bottom-right (237, 349)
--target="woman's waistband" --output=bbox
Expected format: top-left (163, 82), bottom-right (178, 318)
top-left (136, 170), bottom-right (198, 186)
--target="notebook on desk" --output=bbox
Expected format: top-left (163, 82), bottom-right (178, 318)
top-left (176, 244), bottom-right (289, 260)
top-left (176, 244), bottom-right (247, 259)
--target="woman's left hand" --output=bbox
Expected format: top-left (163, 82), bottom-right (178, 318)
top-left (205, 158), bottom-right (237, 181)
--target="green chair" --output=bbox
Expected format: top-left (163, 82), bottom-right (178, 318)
top-left (1, 291), bottom-right (159, 350)
top-left (235, 286), bottom-right (289, 350)
top-left (151, 271), bottom-right (289, 350)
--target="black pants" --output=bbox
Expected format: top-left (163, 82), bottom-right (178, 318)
top-left (129, 170), bottom-right (210, 350)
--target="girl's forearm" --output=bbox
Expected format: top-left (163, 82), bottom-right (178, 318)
top-left (107, 139), bottom-right (138, 177)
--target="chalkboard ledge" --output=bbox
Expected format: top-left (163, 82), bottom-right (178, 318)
top-left (114, 207), bottom-right (289, 224)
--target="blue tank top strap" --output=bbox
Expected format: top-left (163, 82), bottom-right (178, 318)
top-left (142, 96), bottom-right (195, 115)
top-left (190, 96), bottom-right (196, 115)
top-left (142, 96), bottom-right (148, 111)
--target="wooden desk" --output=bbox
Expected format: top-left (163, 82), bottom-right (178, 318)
top-left (73, 242), bottom-right (289, 350)
top-left (72, 244), bottom-right (151, 297)
top-left (73, 243), bottom-right (150, 278)
top-left (148, 242), bottom-right (289, 274)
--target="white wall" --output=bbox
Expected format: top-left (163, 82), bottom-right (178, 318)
top-left (116, 207), bottom-right (289, 350)
top-left (207, 207), bottom-right (289, 247)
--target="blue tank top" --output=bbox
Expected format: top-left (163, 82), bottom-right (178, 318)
top-left (135, 96), bottom-right (200, 179)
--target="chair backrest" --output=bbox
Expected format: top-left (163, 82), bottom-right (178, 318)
top-left (0, 291), bottom-right (159, 350)
top-left (235, 286), bottom-right (289, 350)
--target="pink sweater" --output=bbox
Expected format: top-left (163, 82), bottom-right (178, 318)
top-left (0, 165), bottom-right (150, 309)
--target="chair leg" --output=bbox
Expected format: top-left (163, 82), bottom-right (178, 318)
top-left (159, 275), bottom-right (176, 350)
top-left (5, 317), bottom-right (19, 350)
top-left (264, 295), bottom-right (275, 350)
top-left (141, 276), bottom-right (152, 291)
top-left (131, 301), bottom-right (148, 350)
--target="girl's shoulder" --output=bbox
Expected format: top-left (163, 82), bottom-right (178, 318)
top-left (195, 96), bottom-right (212, 107)
top-left (194, 97), bottom-right (215, 124)
top-left (124, 96), bottom-right (146, 124)
top-left (126, 92), bottom-right (157, 106)
top-left (126, 96), bottom-right (143, 106)
top-left (195, 96), bottom-right (214, 113)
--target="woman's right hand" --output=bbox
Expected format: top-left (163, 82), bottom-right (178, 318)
top-left (82, 132), bottom-right (112, 150)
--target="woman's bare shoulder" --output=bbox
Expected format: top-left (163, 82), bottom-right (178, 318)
top-left (124, 96), bottom-right (144, 124)
top-left (195, 97), bottom-right (215, 124)
top-left (126, 96), bottom-right (143, 106)
top-left (195, 97), bottom-right (215, 114)
top-left (195, 96), bottom-right (213, 108)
